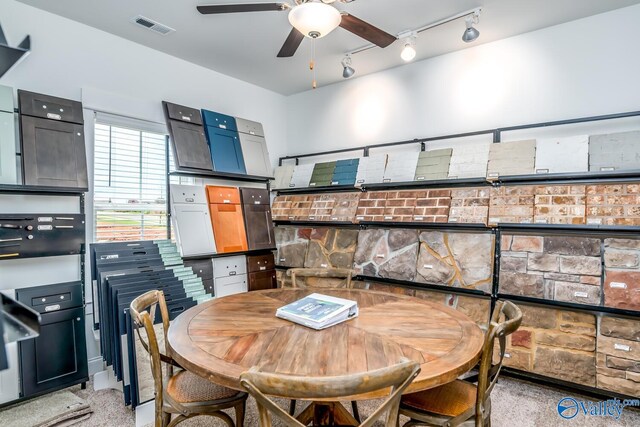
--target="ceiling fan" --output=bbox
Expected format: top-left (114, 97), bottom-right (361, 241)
top-left (197, 0), bottom-right (397, 58)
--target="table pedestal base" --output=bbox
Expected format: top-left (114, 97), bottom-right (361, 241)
top-left (297, 401), bottom-right (359, 426)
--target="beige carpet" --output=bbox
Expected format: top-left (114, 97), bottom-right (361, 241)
top-left (0, 390), bottom-right (92, 427)
top-left (8, 376), bottom-right (640, 427)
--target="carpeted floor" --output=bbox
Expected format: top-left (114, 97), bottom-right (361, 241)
top-left (51, 375), bottom-right (639, 427)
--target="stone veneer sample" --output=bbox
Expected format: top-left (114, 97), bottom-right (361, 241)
top-left (353, 229), bottom-right (419, 281)
top-left (533, 185), bottom-right (586, 225)
top-left (589, 131), bottom-right (640, 172)
top-left (499, 303), bottom-right (596, 387)
top-left (414, 149), bottom-right (453, 181)
top-left (488, 186), bottom-right (535, 225)
top-left (355, 155), bottom-right (387, 186)
top-left (382, 152), bottom-right (420, 183)
top-left (586, 184), bottom-right (640, 226)
top-left (415, 231), bottom-right (494, 293)
top-left (355, 191), bottom-right (389, 222)
top-left (500, 234), bottom-right (602, 305)
top-left (448, 188), bottom-right (490, 225)
top-left (534, 135), bottom-right (589, 174)
top-left (329, 193), bottom-right (361, 222)
top-left (304, 227), bottom-right (359, 269)
top-left (274, 227), bottom-right (311, 267)
top-left (597, 316), bottom-right (640, 397)
top-left (448, 141), bottom-right (491, 179)
top-left (487, 140), bottom-right (536, 178)
top-left (272, 165), bottom-right (295, 189)
top-left (603, 238), bottom-right (640, 311)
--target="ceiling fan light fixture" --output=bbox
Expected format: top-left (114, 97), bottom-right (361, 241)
top-left (341, 55), bottom-right (355, 78)
top-left (288, 2), bottom-right (342, 39)
top-left (400, 37), bottom-right (416, 62)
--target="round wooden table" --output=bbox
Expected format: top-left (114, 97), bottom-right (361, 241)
top-left (168, 288), bottom-right (484, 403)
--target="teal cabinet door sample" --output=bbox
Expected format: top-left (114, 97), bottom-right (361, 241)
top-left (0, 85), bottom-right (17, 184)
top-left (202, 109), bottom-right (246, 174)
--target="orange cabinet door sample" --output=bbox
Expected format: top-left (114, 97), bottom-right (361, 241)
top-left (207, 186), bottom-right (248, 253)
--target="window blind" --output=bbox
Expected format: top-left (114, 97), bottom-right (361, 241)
top-left (93, 121), bottom-right (169, 242)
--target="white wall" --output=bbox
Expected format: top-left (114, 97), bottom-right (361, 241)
top-left (285, 3), bottom-right (640, 155)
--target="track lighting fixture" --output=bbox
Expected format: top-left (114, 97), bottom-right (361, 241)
top-left (462, 11), bottom-right (480, 43)
top-left (400, 36), bottom-right (416, 62)
top-left (341, 55), bottom-right (355, 78)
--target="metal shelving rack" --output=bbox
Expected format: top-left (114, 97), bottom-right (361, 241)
top-left (271, 108), bottom-right (640, 401)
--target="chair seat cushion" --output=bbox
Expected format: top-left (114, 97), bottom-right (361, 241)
top-left (401, 380), bottom-right (477, 417)
top-left (166, 370), bottom-right (240, 403)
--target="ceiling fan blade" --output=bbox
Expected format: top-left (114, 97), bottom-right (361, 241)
top-left (339, 13), bottom-right (396, 48)
top-left (277, 27), bottom-right (305, 58)
top-left (197, 3), bottom-right (287, 14)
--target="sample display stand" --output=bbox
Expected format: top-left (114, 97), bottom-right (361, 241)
top-left (272, 109), bottom-right (640, 401)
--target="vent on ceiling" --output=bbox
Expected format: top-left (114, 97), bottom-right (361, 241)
top-left (132, 15), bottom-right (175, 35)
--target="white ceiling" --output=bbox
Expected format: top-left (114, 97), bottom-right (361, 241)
top-left (18, 0), bottom-right (640, 95)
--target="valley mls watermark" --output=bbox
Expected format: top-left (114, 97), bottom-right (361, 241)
top-left (557, 397), bottom-right (640, 420)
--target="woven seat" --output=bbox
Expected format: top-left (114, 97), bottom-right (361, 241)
top-left (167, 371), bottom-right (240, 404)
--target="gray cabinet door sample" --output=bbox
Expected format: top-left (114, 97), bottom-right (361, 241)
top-left (164, 102), bottom-right (203, 126)
top-left (18, 90), bottom-right (83, 125)
top-left (167, 120), bottom-right (213, 172)
top-left (20, 116), bottom-right (88, 188)
top-left (0, 85), bottom-right (16, 184)
top-left (239, 132), bottom-right (271, 177)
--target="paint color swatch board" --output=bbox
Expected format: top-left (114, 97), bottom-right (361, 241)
top-left (213, 255), bottom-right (247, 297)
top-left (236, 117), bottom-right (272, 177)
top-left (487, 139), bottom-right (536, 178)
top-left (589, 131), bottom-right (640, 171)
top-left (0, 84), bottom-right (16, 184)
top-left (289, 164), bottom-right (315, 188)
top-left (355, 155), bottom-right (387, 185)
top-left (272, 165), bottom-right (295, 189)
top-left (534, 136), bottom-right (589, 174)
top-left (169, 184), bottom-right (217, 257)
top-left (206, 185), bottom-right (248, 253)
top-left (383, 152), bottom-right (420, 183)
top-left (201, 110), bottom-right (246, 174)
top-left (309, 161), bottom-right (336, 187)
top-left (240, 187), bottom-right (275, 251)
top-left (414, 149), bottom-right (452, 181)
top-left (448, 141), bottom-right (491, 179)
top-left (163, 102), bottom-right (213, 172)
top-left (332, 159), bottom-right (359, 185)
top-left (18, 90), bottom-right (88, 188)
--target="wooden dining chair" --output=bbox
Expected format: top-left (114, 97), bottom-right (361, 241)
top-left (130, 290), bottom-right (248, 427)
top-left (287, 267), bottom-right (355, 289)
top-left (240, 358), bottom-right (421, 427)
top-left (399, 300), bottom-right (522, 427)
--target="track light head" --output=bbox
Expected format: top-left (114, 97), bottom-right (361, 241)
top-left (341, 55), bottom-right (355, 78)
top-left (400, 36), bottom-right (416, 62)
top-left (462, 12), bottom-right (480, 43)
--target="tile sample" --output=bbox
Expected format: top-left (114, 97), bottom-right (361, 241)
top-left (304, 227), bottom-right (359, 269)
top-left (533, 185), bottom-right (586, 225)
top-left (355, 191), bottom-right (388, 222)
top-left (449, 187), bottom-right (490, 225)
top-left (416, 231), bottom-right (494, 293)
top-left (597, 316), bottom-right (640, 397)
top-left (586, 184), bottom-right (640, 226)
top-left (289, 164), bottom-right (315, 188)
top-left (487, 139), bottom-right (536, 178)
top-left (382, 152), bottom-right (420, 183)
top-left (0, 84), bottom-right (17, 184)
top-left (499, 234), bottom-right (602, 304)
top-left (414, 148), bottom-right (452, 181)
top-left (499, 304), bottom-right (596, 387)
top-left (206, 186), bottom-right (248, 253)
top-left (236, 117), bottom-right (272, 177)
top-left (488, 186), bottom-right (535, 225)
top-left (353, 228), bottom-right (419, 281)
top-left (272, 165), bottom-right (295, 189)
top-left (589, 131), bottom-right (640, 172)
top-left (163, 101), bottom-right (212, 172)
top-left (355, 154), bottom-right (387, 186)
top-left (170, 184), bottom-right (217, 256)
top-left (413, 189), bottom-right (451, 223)
top-left (332, 159), bottom-right (359, 186)
top-left (448, 141), bottom-right (491, 179)
top-left (534, 135), bottom-right (589, 174)
top-left (603, 238), bottom-right (640, 311)
top-left (201, 110), bottom-right (246, 175)
top-left (329, 192), bottom-right (361, 222)
top-left (309, 161), bottom-right (337, 187)
top-left (274, 226), bottom-right (311, 267)
top-left (240, 188), bottom-right (275, 251)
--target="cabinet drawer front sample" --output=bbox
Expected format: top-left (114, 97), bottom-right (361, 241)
top-left (214, 275), bottom-right (248, 298)
top-left (202, 109), bottom-right (246, 174)
top-left (206, 186), bottom-right (248, 253)
top-left (170, 184), bottom-right (217, 257)
top-left (247, 253), bottom-right (275, 273)
top-left (0, 214), bottom-right (85, 260)
top-left (236, 117), bottom-right (264, 137)
top-left (213, 255), bottom-right (247, 278)
top-left (248, 271), bottom-right (277, 291)
top-left (0, 85), bottom-right (17, 184)
top-left (241, 188), bottom-right (275, 251)
top-left (18, 90), bottom-right (84, 124)
top-left (164, 102), bottom-right (212, 172)
top-left (20, 116), bottom-right (88, 188)
top-left (238, 132), bottom-right (271, 177)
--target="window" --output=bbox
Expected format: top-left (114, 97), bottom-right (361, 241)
top-left (93, 119), bottom-right (169, 242)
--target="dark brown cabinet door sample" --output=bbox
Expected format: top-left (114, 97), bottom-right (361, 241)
top-left (163, 101), bottom-right (213, 172)
top-left (248, 271), bottom-right (277, 291)
top-left (247, 253), bottom-right (275, 273)
top-left (241, 188), bottom-right (275, 251)
top-left (20, 116), bottom-right (88, 188)
top-left (18, 90), bottom-right (84, 124)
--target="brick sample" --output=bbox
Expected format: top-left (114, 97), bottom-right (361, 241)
top-left (448, 141), bottom-right (491, 179)
top-left (488, 186), bottom-right (535, 225)
top-left (603, 238), bottom-right (640, 311)
top-left (533, 185), bottom-right (586, 224)
top-left (597, 316), bottom-right (640, 397)
top-left (382, 190), bottom-right (419, 222)
top-left (586, 183), bottom-right (640, 226)
top-left (329, 192), bottom-right (361, 222)
top-left (271, 195), bottom-right (292, 221)
top-left (499, 234), bottom-right (602, 304)
top-left (274, 226), bottom-right (311, 267)
top-left (413, 190), bottom-right (451, 223)
top-left (589, 131), bottom-right (640, 172)
top-left (534, 135), bottom-right (589, 174)
top-left (355, 154), bottom-right (387, 186)
top-left (416, 231), bottom-right (494, 293)
top-left (307, 194), bottom-right (334, 222)
top-left (304, 227), bottom-right (359, 269)
top-left (414, 149), bottom-right (452, 181)
top-left (449, 187), bottom-right (490, 225)
top-left (382, 152), bottom-right (420, 183)
top-left (499, 303), bottom-right (596, 386)
top-left (289, 164), bottom-right (315, 188)
top-left (355, 191), bottom-right (388, 222)
top-left (487, 139), bottom-right (536, 178)
top-left (353, 229), bottom-right (419, 281)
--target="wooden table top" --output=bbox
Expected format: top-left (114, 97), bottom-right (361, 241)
top-left (167, 288), bottom-right (485, 400)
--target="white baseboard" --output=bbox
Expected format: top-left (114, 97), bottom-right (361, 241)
top-left (135, 400), bottom-right (154, 427)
